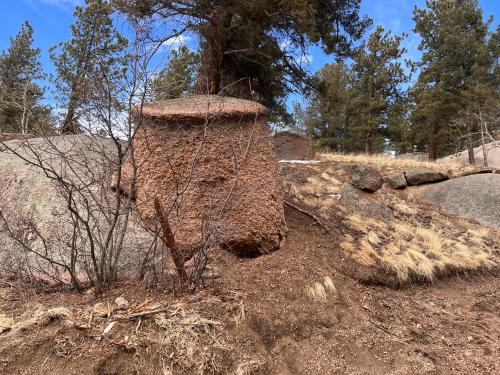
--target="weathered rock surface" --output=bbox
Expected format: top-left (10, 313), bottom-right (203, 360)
top-left (404, 168), bottom-right (448, 186)
top-left (437, 141), bottom-right (500, 168)
top-left (0, 135), bottom-right (152, 278)
top-left (273, 131), bottom-right (315, 160)
top-left (421, 174), bottom-right (500, 228)
top-left (350, 165), bottom-right (383, 192)
top-left (385, 174), bottom-right (407, 189)
top-left (340, 183), bottom-right (393, 220)
top-left (125, 95), bottom-right (287, 257)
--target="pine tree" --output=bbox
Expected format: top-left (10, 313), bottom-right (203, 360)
top-left (0, 21), bottom-right (49, 134)
top-left (153, 45), bottom-right (199, 100)
top-left (301, 62), bottom-right (356, 152)
top-left (412, 0), bottom-right (493, 160)
top-left (51, 0), bottom-right (127, 134)
top-left (349, 26), bottom-right (409, 154)
top-left (115, 0), bottom-right (371, 123)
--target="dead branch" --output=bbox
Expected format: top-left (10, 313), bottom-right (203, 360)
top-left (154, 197), bottom-right (188, 281)
top-left (284, 200), bottom-right (333, 231)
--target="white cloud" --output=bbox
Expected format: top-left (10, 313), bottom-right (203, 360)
top-left (159, 34), bottom-right (192, 51)
top-left (39, 0), bottom-right (82, 12)
top-left (40, 0), bottom-right (81, 5)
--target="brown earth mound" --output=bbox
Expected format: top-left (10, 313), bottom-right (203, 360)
top-left (0, 207), bottom-right (498, 374)
top-left (273, 131), bottom-right (315, 160)
top-left (127, 95), bottom-right (286, 257)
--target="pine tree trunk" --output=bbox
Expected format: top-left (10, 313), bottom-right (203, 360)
top-left (479, 110), bottom-right (488, 167)
top-left (20, 83), bottom-right (28, 135)
top-left (364, 136), bottom-right (372, 155)
top-left (197, 8), bottom-right (232, 95)
top-left (428, 124), bottom-right (437, 161)
top-left (61, 92), bottom-right (79, 134)
top-left (466, 119), bottom-right (475, 166)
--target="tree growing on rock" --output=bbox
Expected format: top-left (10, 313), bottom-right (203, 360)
top-left (0, 21), bottom-right (50, 134)
top-left (115, 0), bottom-right (371, 123)
top-left (51, 0), bottom-right (128, 134)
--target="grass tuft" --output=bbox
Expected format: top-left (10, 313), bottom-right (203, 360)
top-left (306, 276), bottom-right (337, 302)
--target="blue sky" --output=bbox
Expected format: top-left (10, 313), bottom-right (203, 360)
top-left (0, 0), bottom-right (498, 107)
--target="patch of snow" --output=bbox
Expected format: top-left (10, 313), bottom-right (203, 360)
top-left (279, 160), bottom-right (320, 164)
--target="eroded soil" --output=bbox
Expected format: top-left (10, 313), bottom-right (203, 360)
top-left (0, 206), bottom-right (498, 374)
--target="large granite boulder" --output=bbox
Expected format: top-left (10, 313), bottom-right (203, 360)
top-left (0, 135), bottom-right (152, 281)
top-left (273, 131), bottom-right (315, 160)
top-left (422, 174), bottom-right (500, 228)
top-left (350, 165), bottom-right (383, 192)
top-left (404, 168), bottom-right (448, 186)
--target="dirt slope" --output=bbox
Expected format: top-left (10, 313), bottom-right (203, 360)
top-left (0, 206), bottom-right (498, 374)
top-left (0, 152), bottom-right (498, 374)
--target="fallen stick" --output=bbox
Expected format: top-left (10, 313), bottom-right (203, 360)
top-left (119, 306), bottom-right (182, 321)
top-left (154, 197), bottom-right (188, 281)
top-left (119, 306), bottom-right (168, 321)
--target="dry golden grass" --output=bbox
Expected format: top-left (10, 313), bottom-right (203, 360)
top-left (347, 216), bottom-right (496, 283)
top-left (306, 276), bottom-right (337, 302)
top-left (0, 313), bottom-right (14, 333)
top-left (285, 151), bottom-right (497, 285)
top-left (319, 152), bottom-right (466, 175)
top-left (12, 307), bottom-right (74, 332)
top-left (149, 298), bottom-right (233, 373)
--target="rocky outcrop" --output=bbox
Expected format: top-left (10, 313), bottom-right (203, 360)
top-left (340, 183), bottom-right (393, 220)
top-left (437, 141), bottom-right (500, 168)
top-left (404, 168), bottom-right (448, 186)
top-left (350, 165), bottom-right (383, 192)
top-left (273, 131), bottom-right (315, 160)
top-left (0, 135), bottom-right (152, 279)
top-left (422, 174), bottom-right (500, 228)
top-left (385, 174), bottom-right (407, 189)
top-left (125, 95), bottom-right (287, 257)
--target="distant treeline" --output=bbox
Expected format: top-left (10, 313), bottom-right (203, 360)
top-left (0, 0), bottom-right (498, 161)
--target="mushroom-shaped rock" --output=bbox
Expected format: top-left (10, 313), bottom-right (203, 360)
top-left (125, 95), bottom-right (286, 257)
top-left (350, 165), bottom-right (383, 192)
top-left (404, 168), bottom-right (448, 186)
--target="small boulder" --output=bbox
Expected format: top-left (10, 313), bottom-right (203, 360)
top-left (351, 165), bottom-right (383, 192)
top-left (114, 296), bottom-right (129, 310)
top-left (385, 174), bottom-right (407, 189)
top-left (404, 168), bottom-right (448, 186)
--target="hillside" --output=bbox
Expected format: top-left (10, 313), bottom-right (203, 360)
top-left (0, 148), bottom-right (499, 374)
top-left (438, 141), bottom-right (500, 168)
